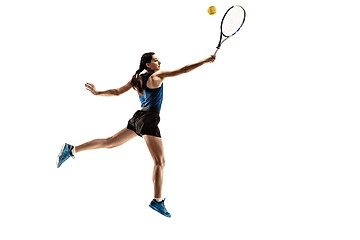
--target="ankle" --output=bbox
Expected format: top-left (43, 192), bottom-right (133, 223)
top-left (154, 197), bottom-right (164, 203)
top-left (71, 146), bottom-right (76, 156)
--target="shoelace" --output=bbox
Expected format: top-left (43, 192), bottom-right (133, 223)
top-left (61, 146), bottom-right (75, 162)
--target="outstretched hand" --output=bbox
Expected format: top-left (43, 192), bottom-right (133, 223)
top-left (205, 55), bottom-right (216, 63)
top-left (85, 83), bottom-right (98, 95)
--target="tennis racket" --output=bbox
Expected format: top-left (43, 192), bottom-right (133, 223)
top-left (214, 5), bottom-right (246, 55)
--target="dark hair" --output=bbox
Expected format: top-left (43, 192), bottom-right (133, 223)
top-left (131, 52), bottom-right (155, 94)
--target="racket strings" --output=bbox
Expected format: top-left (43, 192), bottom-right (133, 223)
top-left (221, 6), bottom-right (245, 37)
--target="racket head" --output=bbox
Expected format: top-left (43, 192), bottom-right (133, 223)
top-left (221, 5), bottom-right (246, 37)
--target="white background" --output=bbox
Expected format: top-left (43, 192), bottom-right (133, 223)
top-left (1, 0), bottom-right (359, 239)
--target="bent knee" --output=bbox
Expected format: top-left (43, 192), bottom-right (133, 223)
top-left (154, 157), bottom-right (165, 168)
top-left (105, 137), bottom-right (117, 149)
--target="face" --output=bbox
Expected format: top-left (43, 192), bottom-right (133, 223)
top-left (146, 55), bottom-right (161, 72)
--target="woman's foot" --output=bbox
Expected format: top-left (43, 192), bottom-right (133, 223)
top-left (149, 198), bottom-right (171, 218)
top-left (57, 143), bottom-right (75, 168)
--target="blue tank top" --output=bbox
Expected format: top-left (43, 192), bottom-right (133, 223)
top-left (139, 72), bottom-right (163, 111)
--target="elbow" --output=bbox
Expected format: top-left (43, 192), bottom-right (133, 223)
top-left (181, 66), bottom-right (190, 74)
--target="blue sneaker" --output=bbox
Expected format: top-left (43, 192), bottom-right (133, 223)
top-left (57, 143), bottom-right (75, 168)
top-left (149, 198), bottom-right (171, 218)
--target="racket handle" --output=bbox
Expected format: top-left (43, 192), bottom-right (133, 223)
top-left (214, 48), bottom-right (219, 56)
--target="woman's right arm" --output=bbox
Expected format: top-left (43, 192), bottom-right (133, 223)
top-left (85, 81), bottom-right (132, 96)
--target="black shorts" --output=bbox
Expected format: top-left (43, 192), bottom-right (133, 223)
top-left (127, 109), bottom-right (161, 138)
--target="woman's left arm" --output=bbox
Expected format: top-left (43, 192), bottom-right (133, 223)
top-left (85, 81), bottom-right (132, 96)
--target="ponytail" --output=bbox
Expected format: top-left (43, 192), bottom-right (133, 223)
top-left (131, 67), bottom-right (146, 94)
top-left (131, 52), bottom-right (155, 94)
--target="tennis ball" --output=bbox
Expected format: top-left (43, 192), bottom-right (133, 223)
top-left (207, 6), bottom-right (216, 15)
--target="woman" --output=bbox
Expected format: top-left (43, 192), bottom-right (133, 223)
top-left (57, 52), bottom-right (216, 217)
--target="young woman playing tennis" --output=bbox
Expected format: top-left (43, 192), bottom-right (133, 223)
top-left (57, 52), bottom-right (216, 217)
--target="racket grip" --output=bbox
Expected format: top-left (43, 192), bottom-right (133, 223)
top-left (214, 48), bottom-right (219, 56)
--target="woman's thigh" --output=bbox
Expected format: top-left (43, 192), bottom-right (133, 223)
top-left (107, 127), bottom-right (138, 148)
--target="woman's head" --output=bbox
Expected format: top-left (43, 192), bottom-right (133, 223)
top-left (138, 52), bottom-right (162, 73)
top-left (139, 52), bottom-right (155, 71)
top-left (131, 52), bottom-right (157, 94)
top-left (146, 54), bottom-right (161, 72)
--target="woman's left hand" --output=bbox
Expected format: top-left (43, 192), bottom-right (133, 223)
top-left (85, 83), bottom-right (99, 95)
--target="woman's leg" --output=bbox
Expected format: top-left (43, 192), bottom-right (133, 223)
top-left (75, 127), bottom-right (137, 153)
top-left (143, 135), bottom-right (165, 199)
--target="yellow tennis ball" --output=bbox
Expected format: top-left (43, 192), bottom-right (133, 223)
top-left (207, 6), bottom-right (216, 15)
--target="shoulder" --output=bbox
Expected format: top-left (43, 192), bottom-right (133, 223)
top-left (147, 72), bottom-right (163, 89)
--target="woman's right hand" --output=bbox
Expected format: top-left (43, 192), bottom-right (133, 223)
top-left (85, 83), bottom-right (98, 95)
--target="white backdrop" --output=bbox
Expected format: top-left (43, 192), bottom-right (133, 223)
top-left (1, 0), bottom-right (359, 239)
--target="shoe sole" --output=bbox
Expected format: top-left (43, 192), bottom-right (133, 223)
top-left (56, 144), bottom-right (66, 168)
